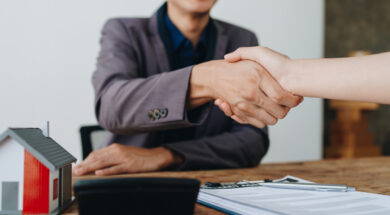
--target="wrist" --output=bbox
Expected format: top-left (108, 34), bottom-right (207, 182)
top-left (153, 146), bottom-right (183, 169)
top-left (190, 62), bottom-right (217, 100)
top-left (278, 58), bottom-right (297, 93)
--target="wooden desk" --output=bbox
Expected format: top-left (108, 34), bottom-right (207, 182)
top-left (63, 156), bottom-right (390, 215)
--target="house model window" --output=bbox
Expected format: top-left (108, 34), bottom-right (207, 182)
top-left (53, 178), bottom-right (59, 200)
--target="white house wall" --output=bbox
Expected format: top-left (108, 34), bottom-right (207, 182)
top-left (0, 138), bottom-right (24, 211)
top-left (49, 169), bottom-right (59, 212)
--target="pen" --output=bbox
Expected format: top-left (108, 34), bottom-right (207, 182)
top-left (259, 182), bottom-right (355, 192)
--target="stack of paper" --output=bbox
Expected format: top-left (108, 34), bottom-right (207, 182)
top-left (198, 176), bottom-right (390, 215)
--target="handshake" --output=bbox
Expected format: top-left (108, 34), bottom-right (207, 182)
top-left (190, 46), bottom-right (303, 128)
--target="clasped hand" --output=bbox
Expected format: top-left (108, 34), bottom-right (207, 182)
top-left (201, 47), bottom-right (302, 127)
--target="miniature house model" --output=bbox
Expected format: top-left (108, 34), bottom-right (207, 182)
top-left (0, 127), bottom-right (76, 215)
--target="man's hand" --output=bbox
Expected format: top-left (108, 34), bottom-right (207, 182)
top-left (189, 60), bottom-right (301, 128)
top-left (73, 144), bottom-right (183, 176)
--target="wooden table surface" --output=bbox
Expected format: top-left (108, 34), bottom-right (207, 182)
top-left (63, 156), bottom-right (390, 215)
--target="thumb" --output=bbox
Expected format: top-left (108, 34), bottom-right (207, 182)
top-left (215, 99), bottom-right (233, 116)
top-left (225, 46), bottom-right (263, 63)
top-left (224, 48), bottom-right (243, 63)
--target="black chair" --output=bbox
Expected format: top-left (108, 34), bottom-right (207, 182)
top-left (79, 125), bottom-right (107, 159)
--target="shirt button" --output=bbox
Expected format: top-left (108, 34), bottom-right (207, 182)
top-left (160, 108), bottom-right (168, 118)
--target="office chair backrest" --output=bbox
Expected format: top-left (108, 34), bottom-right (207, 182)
top-left (79, 125), bottom-right (108, 159)
top-left (74, 177), bottom-right (200, 215)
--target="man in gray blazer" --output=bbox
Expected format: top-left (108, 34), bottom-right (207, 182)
top-left (73, 0), bottom-right (301, 176)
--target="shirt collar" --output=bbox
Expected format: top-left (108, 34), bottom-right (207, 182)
top-left (164, 12), bottom-right (208, 51)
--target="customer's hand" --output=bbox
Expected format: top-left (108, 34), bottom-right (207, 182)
top-left (190, 60), bottom-right (301, 128)
top-left (224, 46), bottom-right (292, 90)
top-left (73, 144), bottom-right (182, 176)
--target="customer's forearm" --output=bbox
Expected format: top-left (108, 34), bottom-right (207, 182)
top-left (283, 52), bottom-right (390, 104)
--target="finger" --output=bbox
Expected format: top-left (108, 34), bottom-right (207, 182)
top-left (250, 107), bottom-right (278, 126)
top-left (214, 99), bottom-right (222, 105)
top-left (95, 165), bottom-right (127, 176)
top-left (73, 164), bottom-right (91, 176)
top-left (215, 99), bottom-right (234, 116)
top-left (74, 152), bottom-right (101, 172)
top-left (249, 86), bottom-right (290, 119)
top-left (233, 103), bottom-right (277, 126)
top-left (220, 102), bottom-right (233, 116)
top-left (257, 67), bottom-right (302, 108)
top-left (232, 112), bottom-right (268, 129)
top-left (279, 92), bottom-right (302, 108)
top-left (73, 150), bottom-right (114, 175)
top-left (258, 94), bottom-right (291, 119)
top-left (298, 96), bottom-right (304, 105)
top-left (231, 108), bottom-right (250, 124)
top-left (74, 160), bottom-right (107, 176)
top-left (224, 46), bottom-right (262, 63)
top-left (73, 156), bottom-right (99, 175)
top-left (246, 117), bottom-right (266, 128)
top-left (77, 159), bottom-right (118, 176)
top-left (231, 115), bottom-right (246, 124)
top-left (216, 102), bottom-right (231, 116)
top-left (224, 48), bottom-right (243, 63)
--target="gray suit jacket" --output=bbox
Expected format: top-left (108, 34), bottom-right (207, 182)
top-left (92, 9), bottom-right (269, 170)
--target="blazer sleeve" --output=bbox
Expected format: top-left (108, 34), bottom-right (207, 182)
top-left (164, 32), bottom-right (269, 169)
top-left (92, 19), bottom-right (210, 135)
top-left (164, 122), bottom-right (269, 170)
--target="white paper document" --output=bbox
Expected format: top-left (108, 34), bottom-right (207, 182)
top-left (197, 176), bottom-right (390, 215)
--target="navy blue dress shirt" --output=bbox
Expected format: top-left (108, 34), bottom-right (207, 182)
top-left (157, 5), bottom-right (217, 143)
top-left (164, 14), bottom-right (207, 70)
top-left (157, 4), bottom-right (216, 71)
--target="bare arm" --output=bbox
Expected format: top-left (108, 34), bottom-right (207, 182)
top-left (225, 47), bottom-right (390, 104)
top-left (285, 52), bottom-right (390, 104)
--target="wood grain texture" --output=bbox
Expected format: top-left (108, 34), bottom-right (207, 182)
top-left (63, 157), bottom-right (390, 215)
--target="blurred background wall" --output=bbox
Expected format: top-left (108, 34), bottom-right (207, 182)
top-left (0, 0), bottom-right (324, 162)
top-left (324, 0), bottom-right (390, 157)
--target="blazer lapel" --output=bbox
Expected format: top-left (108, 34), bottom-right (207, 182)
top-left (148, 12), bottom-right (170, 73)
top-left (213, 21), bottom-right (229, 60)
